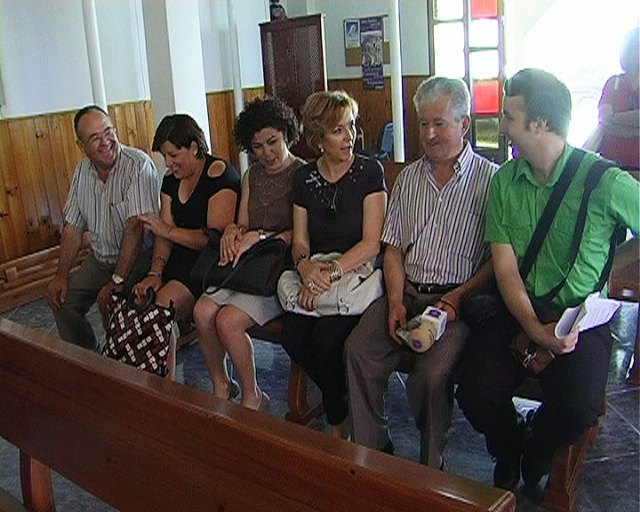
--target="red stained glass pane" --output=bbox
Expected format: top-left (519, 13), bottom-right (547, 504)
top-left (473, 80), bottom-right (500, 114)
top-left (471, 0), bottom-right (498, 19)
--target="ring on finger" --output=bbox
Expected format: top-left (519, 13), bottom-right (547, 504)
top-left (308, 281), bottom-right (315, 291)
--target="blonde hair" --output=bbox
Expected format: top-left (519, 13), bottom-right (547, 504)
top-left (301, 91), bottom-right (359, 153)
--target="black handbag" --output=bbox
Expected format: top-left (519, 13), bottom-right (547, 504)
top-left (458, 278), bottom-right (507, 330)
top-left (102, 289), bottom-right (174, 376)
top-left (189, 228), bottom-right (290, 296)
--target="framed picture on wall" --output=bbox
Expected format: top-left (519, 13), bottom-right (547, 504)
top-left (344, 19), bottom-right (360, 48)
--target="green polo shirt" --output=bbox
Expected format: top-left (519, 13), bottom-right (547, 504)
top-left (486, 144), bottom-right (639, 308)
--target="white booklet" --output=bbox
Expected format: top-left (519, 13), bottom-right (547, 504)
top-left (554, 293), bottom-right (621, 337)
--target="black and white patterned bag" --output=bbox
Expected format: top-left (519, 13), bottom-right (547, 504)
top-left (102, 290), bottom-right (174, 376)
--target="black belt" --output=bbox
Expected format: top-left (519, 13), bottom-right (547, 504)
top-left (408, 282), bottom-right (457, 294)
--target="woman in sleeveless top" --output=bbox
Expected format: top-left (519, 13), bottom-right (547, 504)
top-left (133, 114), bottom-right (240, 378)
top-left (193, 98), bottom-right (304, 410)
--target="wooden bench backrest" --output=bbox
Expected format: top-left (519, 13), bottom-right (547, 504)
top-left (0, 319), bottom-right (515, 512)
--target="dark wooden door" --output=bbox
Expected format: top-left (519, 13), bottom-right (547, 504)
top-left (260, 14), bottom-right (327, 159)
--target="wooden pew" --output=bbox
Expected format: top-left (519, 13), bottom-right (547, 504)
top-left (0, 318), bottom-right (516, 512)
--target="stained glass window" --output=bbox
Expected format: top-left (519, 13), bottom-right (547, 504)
top-left (434, 22), bottom-right (466, 77)
top-left (473, 79), bottom-right (500, 114)
top-left (470, 19), bottom-right (499, 48)
top-left (434, 0), bottom-right (463, 21)
top-left (471, 0), bottom-right (498, 19)
top-left (474, 117), bottom-right (500, 149)
top-left (470, 49), bottom-right (499, 79)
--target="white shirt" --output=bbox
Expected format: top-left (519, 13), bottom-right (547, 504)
top-left (64, 145), bottom-right (160, 265)
top-left (382, 143), bottom-right (497, 285)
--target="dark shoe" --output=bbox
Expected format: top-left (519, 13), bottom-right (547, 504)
top-left (521, 447), bottom-right (553, 488)
top-left (381, 438), bottom-right (395, 455)
top-left (493, 450), bottom-right (521, 490)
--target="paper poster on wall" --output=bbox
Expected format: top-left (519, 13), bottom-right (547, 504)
top-left (360, 17), bottom-right (384, 90)
top-left (344, 19), bottom-right (360, 48)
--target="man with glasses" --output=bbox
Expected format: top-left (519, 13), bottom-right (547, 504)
top-left (47, 105), bottom-right (159, 350)
top-left (345, 77), bottom-right (497, 469)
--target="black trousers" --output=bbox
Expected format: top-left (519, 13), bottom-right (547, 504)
top-left (281, 313), bottom-right (361, 425)
top-left (456, 309), bottom-right (612, 463)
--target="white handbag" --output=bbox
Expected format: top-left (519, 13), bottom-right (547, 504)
top-left (277, 252), bottom-right (384, 317)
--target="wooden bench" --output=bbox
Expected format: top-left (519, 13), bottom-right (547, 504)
top-left (0, 318), bottom-right (516, 512)
top-left (0, 245), bottom-right (89, 313)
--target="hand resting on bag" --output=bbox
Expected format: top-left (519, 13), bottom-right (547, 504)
top-left (297, 258), bottom-right (332, 294)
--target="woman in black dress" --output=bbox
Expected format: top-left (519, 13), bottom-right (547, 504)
top-left (133, 114), bottom-right (240, 378)
top-left (280, 91), bottom-right (387, 437)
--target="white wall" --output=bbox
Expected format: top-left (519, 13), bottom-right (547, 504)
top-left (0, 0), bottom-right (92, 117)
top-left (0, 0), bottom-right (149, 118)
top-left (302, 0), bottom-right (430, 78)
top-left (199, 0), bottom-right (269, 91)
top-left (96, 0), bottom-right (150, 103)
top-left (0, 0), bottom-right (429, 118)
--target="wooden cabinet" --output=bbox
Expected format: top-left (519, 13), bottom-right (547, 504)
top-left (260, 14), bottom-right (327, 158)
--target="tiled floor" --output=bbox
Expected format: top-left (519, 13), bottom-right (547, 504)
top-left (1, 299), bottom-right (638, 511)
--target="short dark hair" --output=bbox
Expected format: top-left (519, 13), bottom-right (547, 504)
top-left (74, 105), bottom-right (109, 139)
top-left (233, 97), bottom-right (301, 153)
top-left (504, 68), bottom-right (572, 138)
top-left (152, 114), bottom-right (209, 158)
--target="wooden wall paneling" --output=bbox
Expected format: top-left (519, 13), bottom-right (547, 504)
top-left (207, 91), bottom-right (236, 167)
top-left (32, 117), bottom-right (64, 240)
top-left (242, 87), bottom-right (265, 105)
top-left (135, 101), bottom-right (155, 154)
top-left (46, 114), bottom-right (77, 215)
top-left (0, 123), bottom-right (25, 261)
top-left (123, 103), bottom-right (139, 149)
top-left (108, 105), bottom-right (127, 149)
top-left (6, 119), bottom-right (53, 253)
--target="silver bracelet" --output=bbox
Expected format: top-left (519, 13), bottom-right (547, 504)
top-left (329, 261), bottom-right (342, 283)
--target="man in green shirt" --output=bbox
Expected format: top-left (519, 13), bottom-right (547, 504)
top-left (456, 68), bottom-right (639, 491)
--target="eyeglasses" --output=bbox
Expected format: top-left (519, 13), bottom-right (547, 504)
top-left (83, 126), bottom-right (116, 148)
top-left (324, 184), bottom-right (338, 221)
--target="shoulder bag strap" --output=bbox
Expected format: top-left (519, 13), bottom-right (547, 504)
top-left (539, 158), bottom-right (617, 302)
top-left (519, 148), bottom-right (587, 281)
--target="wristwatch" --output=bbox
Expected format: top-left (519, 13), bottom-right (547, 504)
top-left (111, 273), bottom-right (125, 286)
top-left (258, 229), bottom-right (267, 241)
